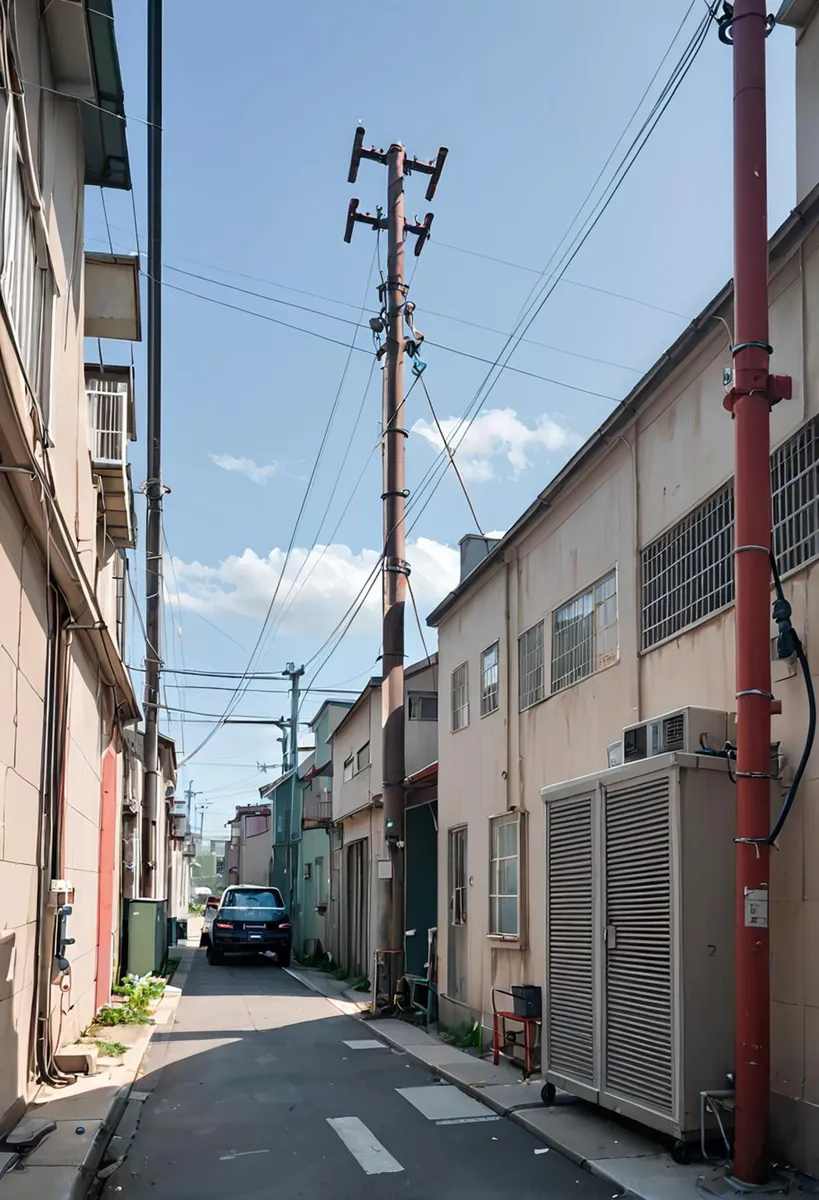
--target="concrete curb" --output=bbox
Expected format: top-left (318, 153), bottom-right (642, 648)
top-left (60, 946), bottom-right (195, 1200)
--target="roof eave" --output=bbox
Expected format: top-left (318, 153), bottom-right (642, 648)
top-left (82, 0), bottom-right (131, 190)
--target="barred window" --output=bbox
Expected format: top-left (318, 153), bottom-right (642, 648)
top-left (451, 663), bottom-right (469, 731)
top-left (481, 643), bottom-right (499, 716)
top-left (641, 485), bottom-right (734, 650)
top-left (551, 570), bottom-right (618, 693)
top-left (772, 420), bottom-right (819, 575)
top-left (518, 622), bottom-right (544, 710)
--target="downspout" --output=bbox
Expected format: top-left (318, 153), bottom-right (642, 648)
top-left (616, 432), bottom-right (642, 723)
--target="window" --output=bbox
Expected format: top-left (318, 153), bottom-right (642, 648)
top-left (481, 642), bottom-right (499, 716)
top-left (489, 813), bottom-right (520, 938)
top-left (551, 570), bottom-right (618, 693)
top-left (408, 692), bottom-right (438, 721)
top-left (315, 855), bottom-right (327, 905)
top-left (641, 418), bottom-right (819, 651)
top-left (343, 754), bottom-right (354, 782)
top-left (221, 888), bottom-right (284, 910)
top-left (518, 622), bottom-right (544, 710)
top-left (641, 485), bottom-right (734, 651)
top-left (451, 663), bottom-right (469, 731)
top-left (357, 742), bottom-right (370, 771)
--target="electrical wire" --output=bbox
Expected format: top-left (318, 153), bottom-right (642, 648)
top-left (418, 373), bottom-right (483, 536)
top-left (407, 575), bottom-right (437, 694)
top-left (178, 253), bottom-right (379, 766)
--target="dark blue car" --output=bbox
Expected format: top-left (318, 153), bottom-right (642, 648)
top-left (206, 886), bottom-right (292, 967)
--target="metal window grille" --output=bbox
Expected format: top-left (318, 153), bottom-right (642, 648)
top-left (489, 813), bottom-right (519, 937)
top-left (87, 376), bottom-right (129, 463)
top-left (519, 622), bottom-right (544, 710)
top-left (772, 419), bottom-right (819, 576)
top-left (451, 662), bottom-right (469, 730)
top-left (551, 570), bottom-right (618, 693)
top-left (640, 484), bottom-right (735, 650)
top-left (481, 642), bottom-right (499, 716)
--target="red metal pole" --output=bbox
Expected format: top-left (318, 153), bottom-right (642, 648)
top-left (727, 1), bottom-right (775, 1184)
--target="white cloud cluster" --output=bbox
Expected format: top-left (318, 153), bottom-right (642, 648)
top-left (210, 454), bottom-right (281, 485)
top-left (170, 537), bottom-right (460, 640)
top-left (411, 407), bottom-right (579, 483)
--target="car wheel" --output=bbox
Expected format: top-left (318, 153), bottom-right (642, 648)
top-left (206, 945), bottom-right (223, 966)
top-left (277, 949), bottom-right (291, 968)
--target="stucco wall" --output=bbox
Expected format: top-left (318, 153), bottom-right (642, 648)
top-left (434, 221), bottom-right (819, 1170)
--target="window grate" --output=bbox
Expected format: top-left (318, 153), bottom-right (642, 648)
top-left (641, 418), bottom-right (819, 651)
top-left (451, 662), bottom-right (469, 731)
top-left (551, 570), bottom-right (618, 694)
top-left (519, 622), bottom-right (545, 710)
top-left (481, 643), bottom-right (499, 716)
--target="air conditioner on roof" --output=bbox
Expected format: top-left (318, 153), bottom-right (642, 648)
top-left (622, 706), bottom-right (735, 764)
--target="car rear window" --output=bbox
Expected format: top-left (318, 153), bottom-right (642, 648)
top-left (221, 889), bottom-right (284, 908)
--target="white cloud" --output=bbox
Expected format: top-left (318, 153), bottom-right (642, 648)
top-left (411, 407), bottom-right (579, 483)
top-left (170, 537), bottom-right (460, 640)
top-left (210, 454), bottom-right (281, 485)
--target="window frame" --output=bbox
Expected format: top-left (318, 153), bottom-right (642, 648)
top-left (550, 568), bottom-right (619, 695)
top-left (518, 620), bottom-right (545, 711)
top-left (488, 810), bottom-right (524, 942)
top-left (408, 691), bottom-right (438, 721)
top-left (451, 662), bottom-right (469, 732)
top-left (356, 742), bottom-right (370, 772)
top-left (480, 641), bottom-right (500, 717)
top-left (342, 754), bottom-right (354, 782)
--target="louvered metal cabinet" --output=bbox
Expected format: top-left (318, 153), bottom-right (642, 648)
top-left (543, 753), bottom-right (735, 1141)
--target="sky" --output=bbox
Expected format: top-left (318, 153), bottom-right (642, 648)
top-left (86, 0), bottom-right (798, 831)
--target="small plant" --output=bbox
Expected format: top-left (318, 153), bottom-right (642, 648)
top-left (189, 902), bottom-right (205, 916)
top-left (350, 975), bottom-right (371, 993)
top-left (439, 1019), bottom-right (481, 1051)
top-left (103, 974), bottom-right (167, 1026)
top-left (94, 1005), bottom-right (148, 1027)
top-left (330, 965), bottom-right (349, 981)
top-left (92, 1040), bottom-right (128, 1058)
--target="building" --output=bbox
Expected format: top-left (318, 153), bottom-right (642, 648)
top-left (427, 0), bottom-right (819, 1171)
top-left (190, 836), bottom-right (227, 899)
top-left (122, 731), bottom-right (189, 928)
top-left (225, 805), bottom-right (272, 888)
top-left (329, 658), bottom-right (438, 986)
top-left (297, 700), bottom-right (353, 959)
top-left (0, 1), bottom-right (140, 1134)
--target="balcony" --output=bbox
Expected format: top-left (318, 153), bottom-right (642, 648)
top-left (302, 798), bottom-right (333, 829)
top-left (86, 364), bottom-right (136, 548)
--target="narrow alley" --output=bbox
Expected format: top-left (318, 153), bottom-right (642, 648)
top-left (109, 947), bottom-right (613, 1200)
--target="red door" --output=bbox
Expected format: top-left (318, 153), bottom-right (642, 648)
top-left (95, 744), bottom-right (118, 1011)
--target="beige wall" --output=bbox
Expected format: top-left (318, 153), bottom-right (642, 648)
top-left (796, 6), bottom-right (819, 206)
top-left (434, 219), bottom-right (819, 1171)
top-left (0, 2), bottom-right (136, 1127)
top-left (332, 693), bottom-right (380, 821)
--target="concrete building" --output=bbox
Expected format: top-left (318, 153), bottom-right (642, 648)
top-left (0, 1), bottom-right (139, 1134)
top-left (225, 805), bottom-right (272, 889)
top-left (428, 1), bottom-right (819, 1171)
top-left (330, 659), bottom-right (438, 986)
top-left (122, 731), bottom-right (189, 927)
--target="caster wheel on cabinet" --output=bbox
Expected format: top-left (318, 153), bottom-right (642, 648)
top-left (541, 1082), bottom-right (557, 1107)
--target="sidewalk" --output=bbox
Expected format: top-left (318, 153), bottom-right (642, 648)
top-left (285, 963), bottom-right (723, 1200)
top-left (0, 942), bottom-right (196, 1200)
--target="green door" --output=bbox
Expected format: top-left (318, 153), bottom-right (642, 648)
top-left (404, 802), bottom-right (437, 978)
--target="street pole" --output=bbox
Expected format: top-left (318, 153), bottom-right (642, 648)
top-left (719, 2), bottom-right (791, 1184)
top-left (344, 128), bottom-right (446, 997)
top-left (284, 666), bottom-right (304, 917)
top-left (142, 0), bottom-right (163, 899)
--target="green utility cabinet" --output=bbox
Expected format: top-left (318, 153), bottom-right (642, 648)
top-left (123, 898), bottom-right (168, 977)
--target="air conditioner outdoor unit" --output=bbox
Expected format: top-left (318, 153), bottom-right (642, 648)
top-left (541, 753), bottom-right (736, 1145)
top-left (622, 706), bottom-right (735, 763)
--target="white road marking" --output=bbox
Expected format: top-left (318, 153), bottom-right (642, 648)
top-left (219, 1149), bottom-right (271, 1161)
top-left (343, 1039), bottom-right (385, 1050)
top-left (396, 1084), bottom-right (493, 1122)
top-left (435, 1116), bottom-right (501, 1126)
top-left (326, 1117), bottom-right (403, 1175)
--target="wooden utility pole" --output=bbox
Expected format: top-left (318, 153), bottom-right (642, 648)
top-left (143, 0), bottom-right (164, 898)
top-left (344, 128), bottom-right (446, 996)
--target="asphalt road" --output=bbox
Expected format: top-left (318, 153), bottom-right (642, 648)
top-left (106, 950), bottom-right (615, 1200)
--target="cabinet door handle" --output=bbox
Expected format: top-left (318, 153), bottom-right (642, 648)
top-left (604, 925), bottom-right (617, 950)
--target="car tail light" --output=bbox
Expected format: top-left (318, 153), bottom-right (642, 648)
top-left (279, 922), bottom-right (291, 931)
top-left (215, 921), bottom-right (233, 929)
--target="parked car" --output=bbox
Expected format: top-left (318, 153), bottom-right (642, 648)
top-left (206, 886), bottom-right (292, 967)
top-left (199, 895), bottom-right (221, 947)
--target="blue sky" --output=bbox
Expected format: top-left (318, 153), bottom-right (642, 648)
top-left (87, 1), bottom-right (797, 829)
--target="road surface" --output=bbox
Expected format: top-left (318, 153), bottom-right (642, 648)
top-left (106, 950), bottom-right (615, 1199)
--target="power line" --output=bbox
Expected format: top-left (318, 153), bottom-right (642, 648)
top-left (419, 373), bottom-right (483, 536)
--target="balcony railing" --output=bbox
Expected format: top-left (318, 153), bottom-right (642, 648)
top-left (302, 798), bottom-right (333, 829)
top-left (86, 364), bottom-right (136, 547)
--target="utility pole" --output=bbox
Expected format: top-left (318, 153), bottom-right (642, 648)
top-left (345, 128), bottom-right (446, 997)
top-left (184, 781), bottom-right (201, 828)
top-left (719, 2), bottom-right (792, 1185)
top-left (142, 0), bottom-right (164, 899)
top-left (283, 666), bottom-right (304, 917)
top-left (272, 717), bottom-right (290, 774)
